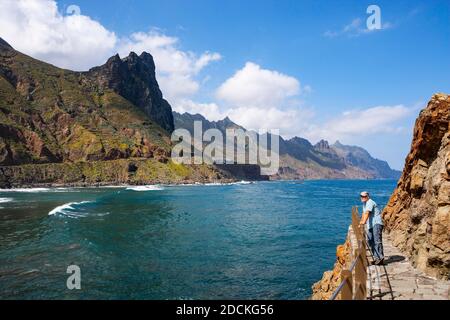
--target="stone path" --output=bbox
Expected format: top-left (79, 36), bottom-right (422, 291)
top-left (367, 233), bottom-right (449, 300)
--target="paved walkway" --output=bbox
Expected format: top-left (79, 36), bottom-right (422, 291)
top-left (367, 233), bottom-right (449, 300)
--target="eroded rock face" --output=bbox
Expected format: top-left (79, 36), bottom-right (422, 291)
top-left (88, 52), bottom-right (174, 133)
top-left (383, 93), bottom-right (450, 280)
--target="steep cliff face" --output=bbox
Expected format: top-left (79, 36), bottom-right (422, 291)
top-left (383, 93), bottom-right (450, 280)
top-left (88, 52), bottom-right (174, 132)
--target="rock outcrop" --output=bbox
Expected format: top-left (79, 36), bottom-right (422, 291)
top-left (383, 93), bottom-right (450, 280)
top-left (88, 52), bottom-right (174, 132)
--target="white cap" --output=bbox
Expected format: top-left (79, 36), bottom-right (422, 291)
top-left (360, 191), bottom-right (369, 197)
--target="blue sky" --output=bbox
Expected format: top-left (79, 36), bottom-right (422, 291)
top-left (1, 0), bottom-right (449, 169)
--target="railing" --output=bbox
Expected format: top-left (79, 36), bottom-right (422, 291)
top-left (330, 206), bottom-right (368, 300)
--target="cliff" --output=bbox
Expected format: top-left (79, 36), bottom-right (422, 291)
top-left (383, 93), bottom-right (450, 280)
top-left (88, 52), bottom-right (174, 132)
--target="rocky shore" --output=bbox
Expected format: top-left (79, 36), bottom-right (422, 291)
top-left (0, 159), bottom-right (234, 189)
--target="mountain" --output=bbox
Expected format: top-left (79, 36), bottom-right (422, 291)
top-left (383, 93), bottom-right (450, 279)
top-left (173, 111), bottom-right (243, 134)
top-left (173, 112), bottom-right (401, 179)
top-left (0, 38), bottom-right (233, 187)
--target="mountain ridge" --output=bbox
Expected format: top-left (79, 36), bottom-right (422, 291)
top-left (173, 111), bottom-right (401, 179)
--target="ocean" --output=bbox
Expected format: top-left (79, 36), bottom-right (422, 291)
top-left (0, 180), bottom-right (397, 299)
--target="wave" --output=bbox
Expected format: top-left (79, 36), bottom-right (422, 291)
top-left (0, 197), bottom-right (13, 203)
top-left (169, 180), bottom-right (255, 187)
top-left (48, 201), bottom-right (94, 218)
top-left (0, 188), bottom-right (51, 193)
top-left (125, 185), bottom-right (164, 191)
top-left (205, 180), bottom-right (254, 186)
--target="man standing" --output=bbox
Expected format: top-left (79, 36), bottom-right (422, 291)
top-left (359, 191), bottom-right (384, 265)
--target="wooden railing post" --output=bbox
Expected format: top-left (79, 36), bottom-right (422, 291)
top-left (340, 270), bottom-right (353, 300)
top-left (353, 247), bottom-right (367, 300)
top-left (352, 206), bottom-right (362, 242)
top-left (330, 207), bottom-right (369, 300)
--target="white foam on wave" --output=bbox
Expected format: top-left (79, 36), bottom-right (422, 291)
top-left (235, 180), bottom-right (252, 185)
top-left (0, 197), bottom-right (13, 203)
top-left (170, 180), bottom-right (254, 187)
top-left (206, 180), bottom-right (253, 186)
top-left (0, 188), bottom-right (51, 193)
top-left (48, 201), bottom-right (94, 217)
top-left (125, 185), bottom-right (164, 191)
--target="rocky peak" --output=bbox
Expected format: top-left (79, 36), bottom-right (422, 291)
top-left (314, 139), bottom-right (330, 152)
top-left (88, 51), bottom-right (174, 132)
top-left (383, 93), bottom-right (450, 279)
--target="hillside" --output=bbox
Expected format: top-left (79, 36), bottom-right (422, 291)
top-left (0, 38), bottom-right (231, 187)
top-left (173, 112), bottom-right (401, 179)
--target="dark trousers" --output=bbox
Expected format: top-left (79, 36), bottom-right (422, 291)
top-left (367, 224), bottom-right (384, 260)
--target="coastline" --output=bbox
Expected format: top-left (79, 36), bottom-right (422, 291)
top-left (0, 158), bottom-right (239, 189)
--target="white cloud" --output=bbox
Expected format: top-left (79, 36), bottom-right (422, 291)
top-left (324, 18), bottom-right (393, 38)
top-left (216, 62), bottom-right (300, 108)
top-left (303, 105), bottom-right (412, 143)
top-left (0, 0), bottom-right (117, 70)
top-left (227, 107), bottom-right (314, 137)
top-left (173, 99), bottom-right (226, 121)
top-left (210, 62), bottom-right (311, 136)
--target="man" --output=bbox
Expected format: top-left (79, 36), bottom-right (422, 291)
top-left (359, 191), bottom-right (384, 265)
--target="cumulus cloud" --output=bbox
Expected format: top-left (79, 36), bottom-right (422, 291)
top-left (210, 62), bottom-right (309, 135)
top-left (302, 104), bottom-right (412, 143)
top-left (0, 0), bottom-right (117, 70)
top-left (216, 62), bottom-right (300, 108)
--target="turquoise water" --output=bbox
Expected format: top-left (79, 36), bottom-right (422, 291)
top-left (0, 180), bottom-right (396, 299)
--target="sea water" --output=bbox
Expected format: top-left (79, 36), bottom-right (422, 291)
top-left (0, 180), bottom-right (396, 299)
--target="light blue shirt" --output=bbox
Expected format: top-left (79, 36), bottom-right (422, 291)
top-left (363, 199), bottom-right (383, 229)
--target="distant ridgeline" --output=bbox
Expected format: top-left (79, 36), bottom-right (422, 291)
top-left (174, 112), bottom-right (401, 180)
top-left (0, 37), bottom-right (263, 187)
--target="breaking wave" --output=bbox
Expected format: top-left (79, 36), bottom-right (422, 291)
top-left (0, 197), bottom-right (13, 203)
top-left (125, 185), bottom-right (164, 191)
top-left (48, 201), bottom-right (96, 218)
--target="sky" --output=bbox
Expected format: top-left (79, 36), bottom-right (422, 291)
top-left (0, 0), bottom-right (449, 169)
